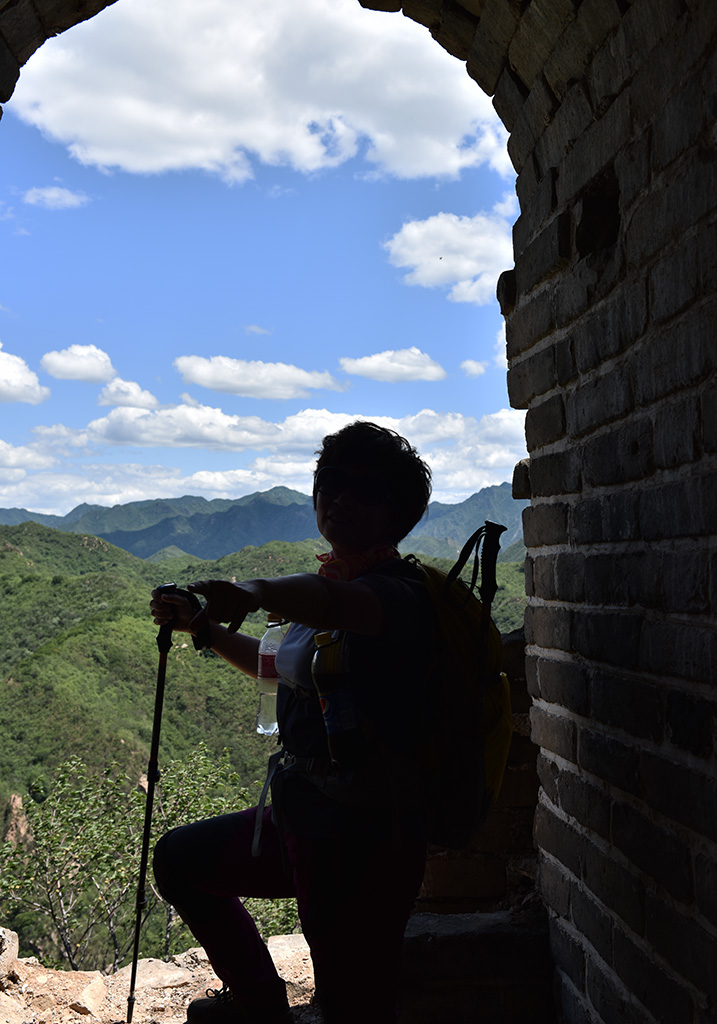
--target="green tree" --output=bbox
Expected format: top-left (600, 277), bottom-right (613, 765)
top-left (0, 747), bottom-right (299, 972)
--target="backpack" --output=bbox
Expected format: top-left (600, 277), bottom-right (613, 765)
top-left (301, 520), bottom-right (513, 850)
top-left (404, 519), bottom-right (513, 848)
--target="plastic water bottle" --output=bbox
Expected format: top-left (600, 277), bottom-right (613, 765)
top-left (256, 614), bottom-right (284, 736)
top-left (311, 631), bottom-right (362, 766)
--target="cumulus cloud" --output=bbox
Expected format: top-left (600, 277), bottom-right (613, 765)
top-left (174, 354), bottom-right (342, 399)
top-left (9, 0), bottom-right (510, 183)
top-left (16, 403), bottom-right (526, 511)
top-left (339, 347), bottom-right (446, 383)
top-left (461, 360), bottom-right (487, 378)
top-left (244, 325), bottom-right (271, 335)
top-left (41, 344), bottom-right (116, 382)
top-left (23, 186), bottom-right (90, 209)
top-left (384, 200), bottom-right (515, 306)
top-left (0, 342), bottom-right (51, 404)
top-left (98, 377), bottom-right (159, 408)
top-left (0, 439), bottom-right (56, 470)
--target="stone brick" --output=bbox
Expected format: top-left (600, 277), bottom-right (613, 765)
top-left (666, 692), bottom-right (715, 759)
top-left (525, 393), bottom-right (566, 449)
top-left (522, 501), bottom-right (569, 547)
top-left (507, 343), bottom-right (556, 408)
top-left (612, 802), bottom-right (693, 901)
top-left (549, 918), bottom-right (585, 991)
top-left (557, 772), bottom-right (611, 842)
top-left (653, 394), bottom-right (701, 469)
top-left (466, 0), bottom-right (523, 96)
top-left (536, 657), bottom-right (589, 716)
top-left (639, 751), bottom-right (717, 841)
top-left (553, 551), bottom-right (585, 605)
top-left (538, 852), bottom-right (572, 918)
top-left (572, 280), bottom-right (648, 374)
top-left (534, 803), bottom-right (584, 878)
top-left (531, 553), bottom-right (556, 601)
top-left (627, 155), bottom-right (717, 270)
top-left (590, 669), bottom-right (662, 743)
top-left (512, 166), bottom-right (557, 254)
top-left (543, 0), bottom-right (622, 103)
top-left (514, 210), bottom-right (572, 296)
top-left (581, 418), bottom-right (654, 488)
top-left (508, 0), bottom-right (576, 92)
top-left (512, 457), bottom-right (531, 499)
top-left (555, 336), bottom-right (578, 387)
top-left (565, 371), bottom-right (633, 439)
top-left (640, 617), bottom-right (716, 683)
top-left (586, 959), bottom-right (654, 1024)
top-left (612, 926), bottom-right (694, 1024)
top-left (582, 837), bottom-right (645, 935)
top-left (401, 0), bottom-right (438, 29)
top-left (496, 266), bottom-right (516, 316)
top-left (429, 0), bottom-right (479, 60)
top-left (557, 975), bottom-right (592, 1024)
top-left (645, 891), bottom-right (717, 1003)
top-left (652, 72), bottom-right (706, 174)
top-left (640, 473), bottom-right (717, 540)
top-left (571, 886), bottom-right (613, 964)
top-left (694, 852), bottom-right (717, 929)
top-left (515, 151), bottom-right (541, 208)
top-left (492, 64), bottom-right (527, 132)
top-left (614, 132), bottom-right (651, 212)
top-left (557, 90), bottom-right (631, 205)
top-left (536, 751), bottom-right (559, 804)
top-left (569, 491), bottom-right (644, 547)
top-left (578, 729), bottom-right (641, 799)
top-left (0, 33), bottom-right (19, 103)
top-left (535, 80), bottom-right (594, 177)
top-left (0, 0), bottom-right (46, 65)
top-left (649, 236), bottom-right (701, 324)
top-left (528, 446), bottom-right (581, 495)
top-left (506, 287), bottom-right (556, 358)
top-left (660, 548), bottom-right (710, 613)
top-left (524, 603), bottom-right (572, 652)
top-left (633, 302), bottom-right (717, 406)
top-left (583, 550), bottom-right (662, 609)
top-left (530, 703), bottom-right (577, 762)
top-left (572, 609), bottom-right (642, 670)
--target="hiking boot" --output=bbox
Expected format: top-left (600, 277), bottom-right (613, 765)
top-left (186, 985), bottom-right (293, 1024)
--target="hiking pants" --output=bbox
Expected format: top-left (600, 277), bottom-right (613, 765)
top-left (153, 806), bottom-right (427, 1024)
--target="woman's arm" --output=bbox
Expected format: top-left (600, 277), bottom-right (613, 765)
top-left (188, 573), bottom-right (384, 637)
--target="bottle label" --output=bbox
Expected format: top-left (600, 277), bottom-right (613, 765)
top-left (258, 653), bottom-right (278, 679)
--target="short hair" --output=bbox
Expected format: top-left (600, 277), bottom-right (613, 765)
top-left (313, 421), bottom-right (432, 544)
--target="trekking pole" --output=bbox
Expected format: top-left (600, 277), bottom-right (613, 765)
top-left (127, 583), bottom-right (201, 1024)
top-left (478, 520), bottom-right (507, 659)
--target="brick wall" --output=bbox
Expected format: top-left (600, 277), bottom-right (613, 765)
top-left (2, 1), bottom-right (716, 1021)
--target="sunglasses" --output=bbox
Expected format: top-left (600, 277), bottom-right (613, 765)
top-left (316, 466), bottom-right (391, 506)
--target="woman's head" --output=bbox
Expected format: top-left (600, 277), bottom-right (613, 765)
top-left (313, 421), bottom-right (431, 546)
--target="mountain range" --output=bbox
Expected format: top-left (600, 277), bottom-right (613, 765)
top-left (0, 482), bottom-right (527, 562)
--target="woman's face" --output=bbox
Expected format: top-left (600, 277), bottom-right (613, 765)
top-left (315, 464), bottom-right (394, 557)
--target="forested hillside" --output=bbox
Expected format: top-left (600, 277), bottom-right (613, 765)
top-left (0, 523), bottom-right (526, 808)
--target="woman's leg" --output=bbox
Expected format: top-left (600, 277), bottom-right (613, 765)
top-left (286, 833), bottom-right (427, 1024)
top-left (153, 806), bottom-right (295, 1008)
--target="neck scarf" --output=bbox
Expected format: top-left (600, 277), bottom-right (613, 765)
top-left (316, 543), bottom-right (400, 581)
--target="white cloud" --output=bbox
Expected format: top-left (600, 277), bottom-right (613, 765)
top-left (23, 186), bottom-right (90, 209)
top-left (0, 342), bottom-right (51, 404)
top-left (99, 377), bottom-right (159, 408)
top-left (244, 325), bottom-right (271, 336)
top-left (40, 344), bottom-right (116, 382)
top-left (0, 439), bottom-right (56, 470)
top-left (13, 404), bottom-right (526, 512)
top-left (494, 324), bottom-right (507, 369)
top-left (9, 0), bottom-right (510, 183)
top-left (461, 360), bottom-right (487, 378)
top-left (340, 347), bottom-right (446, 383)
top-left (384, 200), bottom-right (514, 306)
top-left (174, 354), bottom-right (342, 399)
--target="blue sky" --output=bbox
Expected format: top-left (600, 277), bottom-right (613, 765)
top-left (0, 0), bottom-right (525, 515)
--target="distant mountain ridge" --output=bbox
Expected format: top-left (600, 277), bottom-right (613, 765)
top-left (0, 483), bottom-right (527, 562)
